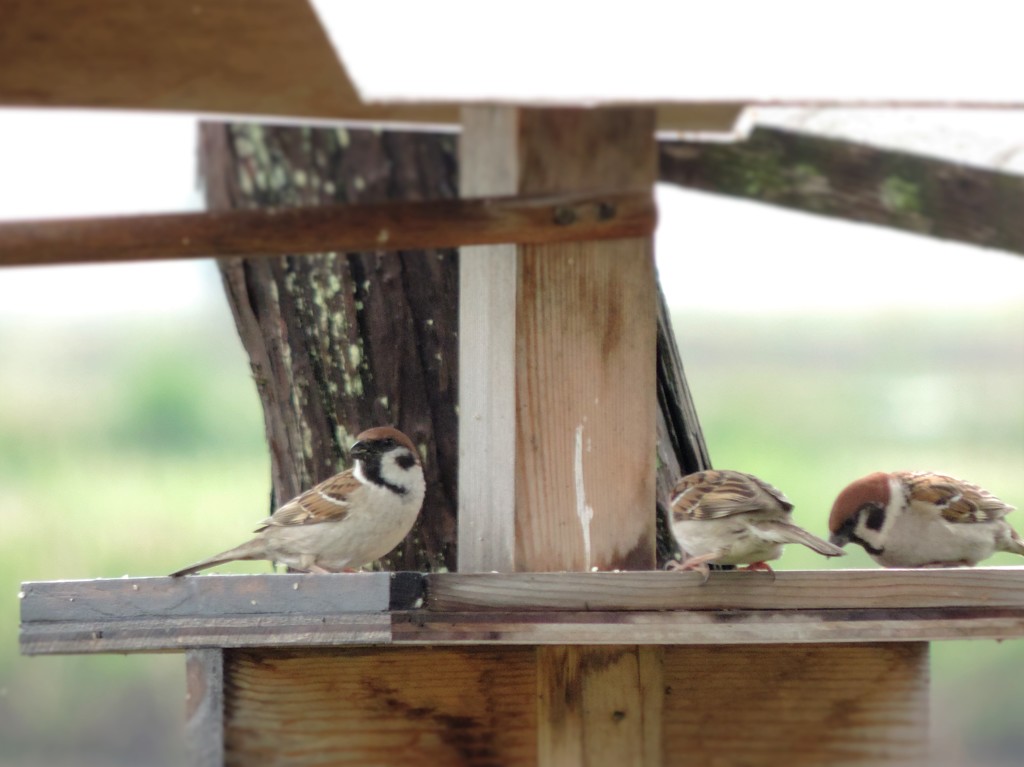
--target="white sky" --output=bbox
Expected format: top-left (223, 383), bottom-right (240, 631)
top-left (0, 108), bottom-right (1022, 317)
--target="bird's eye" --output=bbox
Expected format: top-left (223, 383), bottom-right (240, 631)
top-left (860, 503), bottom-right (886, 531)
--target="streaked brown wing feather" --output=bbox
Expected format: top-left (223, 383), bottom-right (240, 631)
top-left (671, 469), bottom-right (792, 521)
top-left (898, 471), bottom-right (1015, 524)
top-left (254, 470), bottom-right (362, 530)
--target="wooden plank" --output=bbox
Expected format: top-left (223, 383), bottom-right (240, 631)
top-left (0, 0), bottom-right (459, 125)
top-left (457, 108), bottom-right (520, 575)
top-left (393, 607), bottom-right (1024, 646)
top-left (21, 614), bottom-right (393, 655)
top-left (0, 1), bottom-right (742, 131)
top-left (458, 106), bottom-right (658, 573)
top-left (425, 568), bottom-right (1024, 612)
top-left (23, 604), bottom-right (1024, 655)
top-left (0, 190), bottom-right (655, 267)
top-left (186, 649), bottom-right (225, 767)
top-left (662, 643), bottom-right (929, 766)
top-left (223, 647), bottom-right (537, 767)
top-left (18, 573), bottom-right (413, 621)
top-left (21, 570), bottom-right (1024, 654)
top-left (537, 646), bottom-right (662, 767)
top-left (660, 125), bottom-right (1024, 258)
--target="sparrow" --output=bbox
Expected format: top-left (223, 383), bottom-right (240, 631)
top-left (170, 426), bottom-right (425, 576)
top-left (668, 469), bottom-right (845, 580)
top-left (828, 470), bottom-right (1024, 567)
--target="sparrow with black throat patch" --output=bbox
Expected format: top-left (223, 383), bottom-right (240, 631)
top-left (170, 426), bottom-right (425, 576)
top-left (829, 470), bottom-right (1023, 567)
top-left (668, 469), bottom-right (845, 581)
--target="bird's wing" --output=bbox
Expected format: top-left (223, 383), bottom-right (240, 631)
top-left (899, 471), bottom-right (1015, 524)
top-left (671, 469), bottom-right (792, 521)
top-left (254, 470), bottom-right (362, 530)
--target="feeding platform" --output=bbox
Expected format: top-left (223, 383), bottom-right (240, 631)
top-left (19, 569), bottom-right (1024, 766)
top-left (5, 1), bottom-right (1024, 765)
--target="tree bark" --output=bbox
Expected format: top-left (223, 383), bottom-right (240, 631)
top-left (660, 126), bottom-right (1024, 257)
top-left (200, 123), bottom-right (708, 571)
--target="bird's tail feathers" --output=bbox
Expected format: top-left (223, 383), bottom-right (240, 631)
top-left (169, 538), bottom-right (266, 577)
top-left (759, 521), bottom-right (847, 558)
top-left (1005, 527), bottom-right (1024, 557)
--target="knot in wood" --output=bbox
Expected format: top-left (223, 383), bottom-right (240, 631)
top-left (552, 206), bottom-right (578, 226)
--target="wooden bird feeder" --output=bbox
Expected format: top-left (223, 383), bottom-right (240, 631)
top-left (5, 2), bottom-right (1023, 766)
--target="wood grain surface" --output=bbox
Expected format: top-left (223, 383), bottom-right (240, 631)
top-left (0, 190), bottom-right (654, 267)
top-left (20, 570), bottom-right (1024, 654)
top-left (662, 643), bottom-right (929, 767)
top-left (538, 646), bottom-right (662, 767)
top-left (425, 568), bottom-right (1024, 612)
top-left (458, 107), bottom-right (658, 573)
top-left (224, 647), bottom-right (537, 767)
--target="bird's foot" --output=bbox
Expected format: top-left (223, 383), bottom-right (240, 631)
top-left (666, 554), bottom-right (719, 584)
top-left (740, 561), bottom-right (776, 582)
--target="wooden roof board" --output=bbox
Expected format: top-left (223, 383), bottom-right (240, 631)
top-left (2, 0), bottom-right (1019, 134)
top-left (0, 0), bottom-right (458, 126)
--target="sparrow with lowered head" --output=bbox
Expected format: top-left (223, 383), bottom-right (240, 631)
top-left (829, 470), bottom-right (1023, 567)
top-left (668, 469), bottom-right (845, 580)
top-left (170, 426), bottom-right (425, 576)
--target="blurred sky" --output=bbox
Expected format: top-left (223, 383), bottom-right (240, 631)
top-left (0, 108), bottom-right (1023, 317)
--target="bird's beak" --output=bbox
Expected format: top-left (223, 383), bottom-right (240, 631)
top-left (349, 441), bottom-right (370, 460)
top-left (829, 532), bottom-right (848, 548)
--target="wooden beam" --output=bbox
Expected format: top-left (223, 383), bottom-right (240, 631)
top-left (660, 125), bottom-right (1024, 257)
top-left (458, 107), bottom-right (658, 574)
top-left (223, 647), bottom-right (538, 766)
top-left (0, 190), bottom-right (655, 267)
top-left (662, 643), bottom-right (929, 766)
top-left (424, 568), bottom-right (1024, 612)
top-left (20, 570), bottom-right (1024, 654)
top-left (394, 607), bottom-right (1024, 646)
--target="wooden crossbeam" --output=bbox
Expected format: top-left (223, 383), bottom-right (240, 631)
top-left (0, 190), bottom-right (654, 267)
top-left (20, 569), bottom-right (1024, 654)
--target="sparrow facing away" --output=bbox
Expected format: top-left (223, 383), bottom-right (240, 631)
top-left (170, 426), bottom-right (425, 576)
top-left (668, 469), bottom-right (845, 580)
top-left (828, 470), bottom-right (1024, 568)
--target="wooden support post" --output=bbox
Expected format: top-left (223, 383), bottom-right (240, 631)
top-left (185, 649), bottom-right (225, 767)
top-left (459, 106), bottom-right (662, 766)
top-left (458, 106), bottom-right (658, 574)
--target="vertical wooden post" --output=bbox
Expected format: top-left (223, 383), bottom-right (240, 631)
top-left (458, 107), bottom-right (658, 574)
top-left (185, 649), bottom-right (225, 767)
top-left (459, 106), bottom-right (662, 767)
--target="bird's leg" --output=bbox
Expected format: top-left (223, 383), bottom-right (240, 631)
top-left (666, 552), bottom-right (722, 584)
top-left (739, 561), bottom-right (776, 582)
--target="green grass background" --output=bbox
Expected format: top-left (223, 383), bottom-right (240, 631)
top-left (0, 299), bottom-right (1021, 765)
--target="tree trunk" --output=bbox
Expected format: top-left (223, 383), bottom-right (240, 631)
top-left (199, 123), bottom-right (708, 572)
